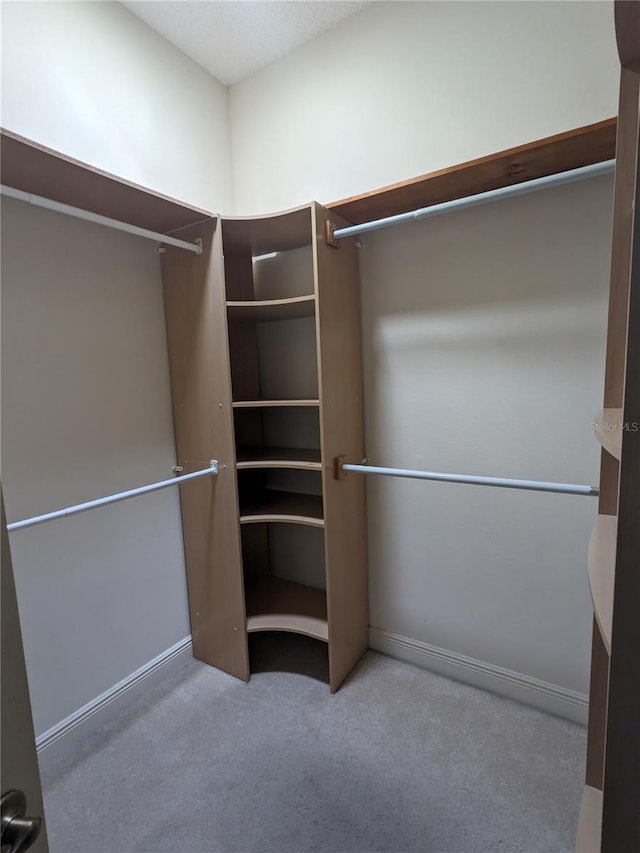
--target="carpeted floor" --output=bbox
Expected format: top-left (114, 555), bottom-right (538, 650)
top-left (39, 636), bottom-right (586, 853)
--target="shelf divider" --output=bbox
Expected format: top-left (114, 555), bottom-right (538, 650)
top-left (233, 399), bottom-right (320, 408)
top-left (240, 489), bottom-right (324, 527)
top-left (227, 295), bottom-right (315, 322)
top-left (236, 447), bottom-right (321, 471)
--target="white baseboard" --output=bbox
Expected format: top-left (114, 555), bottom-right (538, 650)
top-left (369, 627), bottom-right (588, 725)
top-left (35, 628), bottom-right (586, 769)
top-left (36, 636), bottom-right (193, 765)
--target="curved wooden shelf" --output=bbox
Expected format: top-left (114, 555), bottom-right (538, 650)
top-left (245, 576), bottom-right (328, 641)
top-left (236, 446), bottom-right (321, 471)
top-left (594, 408), bottom-right (624, 460)
top-left (227, 295), bottom-right (315, 322)
top-left (240, 490), bottom-right (324, 527)
top-left (588, 514), bottom-right (617, 653)
top-left (221, 205), bottom-right (312, 254)
top-left (576, 785), bottom-right (603, 853)
top-left (233, 399), bottom-right (319, 409)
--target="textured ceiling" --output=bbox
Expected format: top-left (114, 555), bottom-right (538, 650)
top-left (121, 1), bottom-right (371, 86)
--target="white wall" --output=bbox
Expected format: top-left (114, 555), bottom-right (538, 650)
top-left (360, 175), bottom-right (612, 694)
top-left (229, 1), bottom-right (619, 214)
top-left (1, 197), bottom-right (190, 736)
top-left (0, 0), bottom-right (232, 737)
top-left (0, 1), bottom-right (234, 213)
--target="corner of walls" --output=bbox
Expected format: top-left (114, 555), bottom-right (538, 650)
top-left (227, 0), bottom-right (619, 214)
top-left (0, 0), bottom-right (235, 213)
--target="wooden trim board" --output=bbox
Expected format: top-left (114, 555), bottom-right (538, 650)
top-left (328, 119), bottom-right (616, 224)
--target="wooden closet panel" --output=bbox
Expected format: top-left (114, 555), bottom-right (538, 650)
top-left (161, 220), bottom-right (249, 681)
top-left (313, 203), bottom-right (369, 693)
top-left (601, 67), bottom-right (640, 853)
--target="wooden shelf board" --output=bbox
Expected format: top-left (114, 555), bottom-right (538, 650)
top-left (233, 399), bottom-right (320, 408)
top-left (227, 295), bottom-right (315, 322)
top-left (594, 408), bottom-right (624, 460)
top-left (245, 576), bottom-right (328, 641)
top-left (221, 205), bottom-right (312, 254)
top-left (236, 447), bottom-right (322, 470)
top-left (3, 120), bottom-right (615, 237)
top-left (575, 785), bottom-right (603, 853)
top-left (327, 118), bottom-right (616, 224)
top-left (0, 128), bottom-right (212, 234)
top-left (240, 490), bottom-right (324, 527)
top-left (588, 514), bottom-right (617, 654)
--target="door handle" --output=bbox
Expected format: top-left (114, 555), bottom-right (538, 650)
top-left (1, 790), bottom-right (41, 853)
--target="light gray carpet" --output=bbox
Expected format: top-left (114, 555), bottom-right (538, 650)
top-left (39, 637), bottom-right (586, 853)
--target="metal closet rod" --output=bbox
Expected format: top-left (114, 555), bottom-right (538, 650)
top-left (332, 159), bottom-right (615, 240)
top-left (0, 185), bottom-right (203, 254)
top-left (341, 463), bottom-right (599, 497)
top-left (6, 462), bottom-right (218, 532)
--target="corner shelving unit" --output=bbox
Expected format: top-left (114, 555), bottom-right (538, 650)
top-left (0, 58), bottom-right (630, 848)
top-left (162, 201), bottom-right (369, 693)
top-left (576, 21), bottom-right (640, 851)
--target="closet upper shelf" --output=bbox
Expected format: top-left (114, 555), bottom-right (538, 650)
top-left (0, 128), bottom-right (212, 234)
top-left (227, 295), bottom-right (315, 322)
top-left (327, 118), bottom-right (616, 224)
top-left (594, 408), bottom-right (624, 460)
top-left (3, 119), bottom-right (616, 236)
